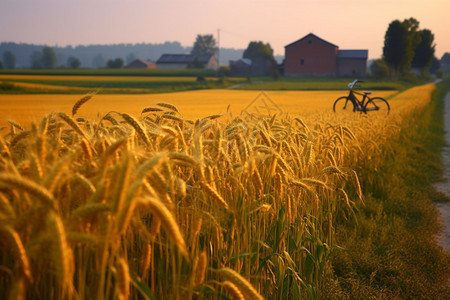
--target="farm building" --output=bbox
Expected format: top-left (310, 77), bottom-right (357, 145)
top-left (284, 33), bottom-right (368, 77)
top-left (156, 54), bottom-right (218, 70)
top-left (125, 59), bottom-right (156, 69)
top-left (229, 57), bottom-right (275, 77)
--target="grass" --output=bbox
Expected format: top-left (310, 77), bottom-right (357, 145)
top-left (235, 77), bottom-right (415, 91)
top-left (326, 78), bottom-right (450, 298)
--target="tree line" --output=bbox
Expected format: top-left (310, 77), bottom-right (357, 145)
top-left (0, 41), bottom-right (252, 70)
top-left (371, 17), bottom-right (446, 79)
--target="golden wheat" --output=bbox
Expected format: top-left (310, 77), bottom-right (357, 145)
top-left (72, 94), bottom-right (94, 117)
top-left (218, 268), bottom-right (264, 300)
top-left (141, 196), bottom-right (189, 260)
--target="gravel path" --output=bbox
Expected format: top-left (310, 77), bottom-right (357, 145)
top-left (435, 92), bottom-right (450, 252)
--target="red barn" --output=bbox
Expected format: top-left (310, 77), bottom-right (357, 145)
top-left (284, 33), bottom-right (368, 77)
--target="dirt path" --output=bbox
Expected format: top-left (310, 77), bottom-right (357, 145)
top-left (435, 92), bottom-right (450, 252)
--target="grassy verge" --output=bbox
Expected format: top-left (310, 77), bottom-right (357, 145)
top-left (326, 79), bottom-right (450, 298)
top-left (235, 77), bottom-right (417, 91)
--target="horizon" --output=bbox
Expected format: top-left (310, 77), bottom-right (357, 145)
top-left (1, 0), bottom-right (449, 60)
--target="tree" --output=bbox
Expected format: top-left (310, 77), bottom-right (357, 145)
top-left (382, 18), bottom-right (421, 75)
top-left (370, 59), bottom-right (390, 80)
top-left (41, 46), bottom-right (57, 69)
top-left (243, 41), bottom-right (277, 76)
top-left (411, 29), bottom-right (435, 73)
top-left (92, 53), bottom-right (106, 68)
top-left (383, 20), bottom-right (411, 75)
top-left (67, 56), bottom-right (81, 69)
top-left (3, 50), bottom-right (16, 69)
top-left (243, 41), bottom-right (275, 62)
top-left (429, 57), bottom-right (440, 74)
top-left (107, 58), bottom-right (124, 68)
top-left (191, 34), bottom-right (218, 57)
top-left (30, 50), bottom-right (43, 69)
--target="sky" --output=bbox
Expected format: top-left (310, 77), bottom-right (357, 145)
top-left (0, 0), bottom-right (449, 60)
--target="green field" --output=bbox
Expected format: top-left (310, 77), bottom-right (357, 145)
top-left (0, 69), bottom-right (414, 94)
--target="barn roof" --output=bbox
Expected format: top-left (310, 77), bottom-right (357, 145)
top-left (156, 54), bottom-right (214, 64)
top-left (337, 50), bottom-right (368, 59)
top-left (125, 59), bottom-right (155, 68)
top-left (285, 33), bottom-right (338, 49)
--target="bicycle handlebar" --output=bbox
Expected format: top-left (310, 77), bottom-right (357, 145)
top-left (348, 79), bottom-right (364, 90)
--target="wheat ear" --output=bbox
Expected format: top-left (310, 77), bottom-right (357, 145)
top-left (202, 183), bottom-right (229, 210)
top-left (0, 173), bottom-right (56, 209)
top-left (218, 268), bottom-right (264, 300)
top-left (72, 94), bottom-right (94, 117)
top-left (222, 281), bottom-right (245, 300)
top-left (192, 251), bottom-right (207, 285)
top-left (121, 113), bottom-right (150, 146)
top-left (57, 112), bottom-right (88, 139)
top-left (156, 102), bottom-right (180, 114)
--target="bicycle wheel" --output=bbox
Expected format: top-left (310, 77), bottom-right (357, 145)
top-left (333, 96), bottom-right (355, 114)
top-left (363, 97), bottom-right (390, 115)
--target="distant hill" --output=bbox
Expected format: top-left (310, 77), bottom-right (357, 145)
top-left (0, 42), bottom-right (284, 69)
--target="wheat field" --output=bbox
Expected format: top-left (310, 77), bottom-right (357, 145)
top-left (0, 84), bottom-right (434, 299)
top-left (0, 89), bottom-right (396, 128)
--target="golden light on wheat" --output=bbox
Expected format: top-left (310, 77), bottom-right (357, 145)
top-left (0, 84), bottom-right (434, 299)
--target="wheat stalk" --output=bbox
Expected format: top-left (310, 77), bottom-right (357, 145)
top-left (141, 196), bottom-right (189, 260)
top-left (116, 258), bottom-right (130, 300)
top-left (140, 243), bottom-right (152, 278)
top-left (1, 226), bottom-right (33, 282)
top-left (47, 212), bottom-right (74, 292)
top-left (72, 202), bottom-right (110, 218)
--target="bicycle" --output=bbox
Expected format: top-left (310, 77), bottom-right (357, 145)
top-left (333, 79), bottom-right (390, 115)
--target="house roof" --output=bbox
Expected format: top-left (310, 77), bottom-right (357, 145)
top-left (237, 58), bottom-right (252, 65)
top-left (156, 54), bottom-right (215, 64)
top-left (125, 59), bottom-right (155, 68)
top-left (285, 33), bottom-right (338, 49)
top-left (337, 50), bottom-right (368, 59)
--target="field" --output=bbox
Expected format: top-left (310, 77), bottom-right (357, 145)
top-left (0, 78), bottom-right (449, 299)
top-left (0, 71), bottom-right (408, 95)
top-left (0, 72), bottom-right (245, 94)
top-left (0, 89), bottom-right (397, 129)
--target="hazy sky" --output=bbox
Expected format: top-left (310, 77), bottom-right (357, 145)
top-left (1, 0), bottom-right (449, 60)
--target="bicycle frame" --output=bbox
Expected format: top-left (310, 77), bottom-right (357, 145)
top-left (347, 89), bottom-right (371, 111)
